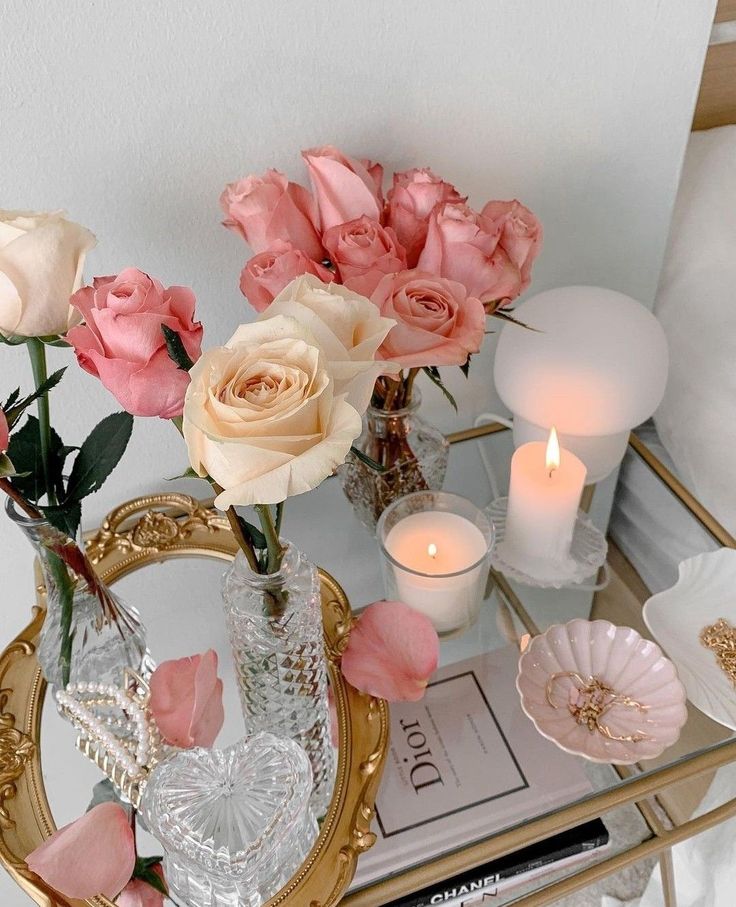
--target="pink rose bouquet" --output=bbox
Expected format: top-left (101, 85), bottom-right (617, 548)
top-left (221, 145), bottom-right (541, 411)
top-left (221, 145), bottom-right (541, 518)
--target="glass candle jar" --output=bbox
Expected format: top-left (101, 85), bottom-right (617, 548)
top-left (377, 491), bottom-right (495, 638)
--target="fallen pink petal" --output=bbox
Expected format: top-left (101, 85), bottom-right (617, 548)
top-left (149, 648), bottom-right (225, 748)
top-left (340, 600), bottom-right (439, 702)
top-left (25, 802), bottom-right (135, 899)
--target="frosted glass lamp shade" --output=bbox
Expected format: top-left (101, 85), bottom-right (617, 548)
top-left (493, 286), bottom-right (669, 482)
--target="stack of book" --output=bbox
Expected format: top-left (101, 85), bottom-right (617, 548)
top-left (349, 645), bottom-right (610, 904)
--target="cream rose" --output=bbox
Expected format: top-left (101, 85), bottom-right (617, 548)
top-left (0, 210), bottom-right (96, 337)
top-left (259, 275), bottom-right (398, 412)
top-left (183, 315), bottom-right (363, 508)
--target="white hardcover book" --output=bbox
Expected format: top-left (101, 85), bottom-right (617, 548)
top-left (351, 645), bottom-right (593, 890)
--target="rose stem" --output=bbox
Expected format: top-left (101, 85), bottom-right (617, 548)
top-left (275, 500), bottom-right (285, 537)
top-left (168, 418), bottom-right (262, 573)
top-left (383, 373), bottom-right (403, 412)
top-left (27, 338), bottom-right (57, 506)
top-left (210, 486), bottom-right (261, 573)
top-left (402, 368), bottom-right (419, 407)
top-left (0, 478), bottom-right (43, 519)
top-left (254, 504), bottom-right (284, 574)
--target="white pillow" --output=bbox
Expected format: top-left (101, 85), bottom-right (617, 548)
top-left (654, 125), bottom-right (736, 535)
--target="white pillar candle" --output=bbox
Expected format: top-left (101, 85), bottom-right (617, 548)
top-left (502, 428), bottom-right (587, 575)
top-left (383, 511), bottom-right (489, 635)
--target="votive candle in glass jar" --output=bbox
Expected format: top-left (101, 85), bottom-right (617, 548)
top-left (377, 491), bottom-right (494, 637)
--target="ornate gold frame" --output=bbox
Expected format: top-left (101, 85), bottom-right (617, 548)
top-left (0, 493), bottom-right (389, 907)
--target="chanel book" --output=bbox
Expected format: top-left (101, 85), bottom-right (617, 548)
top-left (385, 818), bottom-right (609, 906)
top-left (350, 645), bottom-right (594, 891)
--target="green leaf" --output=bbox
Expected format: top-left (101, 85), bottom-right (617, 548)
top-left (162, 324), bottom-right (194, 372)
top-left (86, 779), bottom-right (124, 813)
top-left (0, 453), bottom-right (29, 479)
top-left (43, 502), bottom-right (82, 538)
top-left (490, 309), bottom-right (538, 331)
top-left (460, 357), bottom-right (471, 379)
top-left (349, 445), bottom-right (386, 473)
top-left (166, 466), bottom-right (202, 481)
top-left (132, 858), bottom-right (168, 896)
top-left (3, 368), bottom-right (66, 429)
top-left (422, 367), bottom-right (457, 412)
top-left (7, 417), bottom-right (46, 502)
top-left (2, 388), bottom-right (21, 411)
top-left (136, 855), bottom-right (165, 872)
top-left (237, 516), bottom-right (268, 550)
top-left (0, 333), bottom-right (28, 346)
top-left (39, 335), bottom-right (71, 347)
top-left (65, 412), bottom-right (134, 503)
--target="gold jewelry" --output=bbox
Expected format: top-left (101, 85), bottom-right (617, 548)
top-left (700, 618), bottom-right (736, 686)
top-left (546, 671), bottom-right (651, 743)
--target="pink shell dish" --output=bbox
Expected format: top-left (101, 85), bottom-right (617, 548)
top-left (516, 619), bottom-right (687, 764)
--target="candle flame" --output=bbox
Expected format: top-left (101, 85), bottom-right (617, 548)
top-left (546, 426), bottom-right (560, 476)
top-left (427, 543), bottom-right (438, 559)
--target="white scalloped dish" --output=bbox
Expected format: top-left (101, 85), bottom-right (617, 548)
top-left (516, 619), bottom-right (687, 764)
top-left (644, 548), bottom-right (736, 732)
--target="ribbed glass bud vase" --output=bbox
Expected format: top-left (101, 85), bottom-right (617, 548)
top-left (222, 542), bottom-right (336, 817)
top-left (7, 498), bottom-right (150, 690)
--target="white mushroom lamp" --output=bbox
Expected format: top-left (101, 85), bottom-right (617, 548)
top-left (493, 286), bottom-right (669, 483)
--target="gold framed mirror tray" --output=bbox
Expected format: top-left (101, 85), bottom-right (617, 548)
top-left (0, 492), bottom-right (389, 907)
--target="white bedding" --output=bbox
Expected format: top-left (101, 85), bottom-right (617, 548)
top-left (609, 421), bottom-right (719, 594)
top-left (653, 124), bottom-right (736, 538)
top-left (610, 125), bottom-right (736, 592)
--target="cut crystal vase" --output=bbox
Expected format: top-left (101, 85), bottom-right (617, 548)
top-left (339, 388), bottom-right (450, 529)
top-left (222, 542), bottom-right (336, 817)
top-left (6, 498), bottom-right (150, 689)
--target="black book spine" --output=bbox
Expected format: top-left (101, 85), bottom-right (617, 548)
top-left (388, 821), bottom-right (609, 907)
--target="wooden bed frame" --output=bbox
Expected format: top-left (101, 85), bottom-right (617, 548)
top-left (694, 0), bottom-right (736, 129)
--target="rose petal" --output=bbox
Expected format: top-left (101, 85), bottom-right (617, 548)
top-left (341, 600), bottom-right (439, 702)
top-left (26, 802), bottom-right (135, 899)
top-left (302, 146), bottom-right (382, 231)
top-left (149, 649), bottom-right (224, 748)
top-left (116, 865), bottom-right (166, 907)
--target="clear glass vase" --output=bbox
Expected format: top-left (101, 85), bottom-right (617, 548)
top-left (6, 498), bottom-right (150, 690)
top-left (339, 388), bottom-right (450, 529)
top-left (222, 542), bottom-right (336, 817)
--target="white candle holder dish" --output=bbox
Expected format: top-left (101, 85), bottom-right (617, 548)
top-left (488, 496), bottom-right (607, 589)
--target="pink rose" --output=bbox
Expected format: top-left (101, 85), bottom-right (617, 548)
top-left (480, 199), bottom-right (542, 300)
top-left (220, 170), bottom-right (323, 261)
top-left (322, 216), bottom-right (406, 297)
top-left (26, 802), bottom-right (136, 899)
top-left (68, 268), bottom-right (203, 419)
top-left (240, 242), bottom-right (334, 312)
top-left (386, 168), bottom-right (466, 267)
top-left (341, 601), bottom-right (439, 702)
top-left (371, 269), bottom-right (485, 368)
top-left (0, 408), bottom-right (8, 453)
top-left (302, 145), bottom-right (383, 230)
top-left (417, 202), bottom-right (519, 304)
top-left (117, 866), bottom-right (165, 907)
top-left (149, 649), bottom-right (224, 748)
